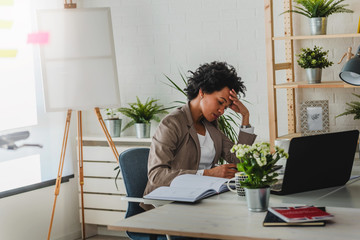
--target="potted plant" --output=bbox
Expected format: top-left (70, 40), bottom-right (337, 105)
top-left (281, 0), bottom-right (353, 35)
top-left (118, 97), bottom-right (169, 138)
top-left (296, 45), bottom-right (333, 84)
top-left (103, 108), bottom-right (122, 137)
top-left (231, 142), bottom-right (288, 212)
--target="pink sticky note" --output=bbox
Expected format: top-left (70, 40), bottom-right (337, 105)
top-left (27, 32), bottom-right (49, 44)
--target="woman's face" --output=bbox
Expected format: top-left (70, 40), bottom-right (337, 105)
top-left (200, 87), bottom-right (232, 122)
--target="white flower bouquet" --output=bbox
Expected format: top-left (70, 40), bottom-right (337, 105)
top-left (230, 142), bottom-right (289, 189)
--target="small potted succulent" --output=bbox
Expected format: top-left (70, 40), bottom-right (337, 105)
top-left (296, 45), bottom-right (333, 84)
top-left (103, 108), bottom-right (122, 137)
top-left (281, 0), bottom-right (353, 35)
top-left (118, 97), bottom-right (169, 138)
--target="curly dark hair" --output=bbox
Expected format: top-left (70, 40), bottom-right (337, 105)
top-left (184, 61), bottom-right (246, 101)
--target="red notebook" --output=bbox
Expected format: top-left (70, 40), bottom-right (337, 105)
top-left (268, 206), bottom-right (334, 223)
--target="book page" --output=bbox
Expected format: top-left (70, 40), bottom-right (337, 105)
top-left (170, 174), bottom-right (229, 193)
top-left (144, 186), bottom-right (214, 202)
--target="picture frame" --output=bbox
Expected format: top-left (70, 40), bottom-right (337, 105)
top-left (300, 100), bottom-right (329, 136)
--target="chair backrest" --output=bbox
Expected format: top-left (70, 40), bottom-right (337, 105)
top-left (119, 148), bottom-right (150, 218)
top-left (119, 148), bottom-right (169, 240)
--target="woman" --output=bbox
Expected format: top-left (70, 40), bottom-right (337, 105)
top-left (142, 61), bottom-right (257, 207)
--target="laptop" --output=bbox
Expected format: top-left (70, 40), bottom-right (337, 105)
top-left (271, 130), bottom-right (359, 195)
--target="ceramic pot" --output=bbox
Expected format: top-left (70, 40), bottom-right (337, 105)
top-left (245, 187), bottom-right (270, 212)
top-left (310, 17), bottom-right (327, 35)
top-left (306, 68), bottom-right (322, 84)
top-left (104, 119), bottom-right (122, 137)
top-left (135, 123), bottom-right (151, 138)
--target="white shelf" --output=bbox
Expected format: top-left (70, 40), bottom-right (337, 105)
top-left (82, 135), bottom-right (152, 143)
top-left (273, 33), bottom-right (360, 41)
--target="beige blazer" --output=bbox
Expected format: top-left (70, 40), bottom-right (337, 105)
top-left (143, 102), bottom-right (257, 199)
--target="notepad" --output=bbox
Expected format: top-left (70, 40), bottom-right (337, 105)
top-left (144, 174), bottom-right (229, 202)
top-left (268, 206), bottom-right (333, 223)
top-left (263, 207), bottom-right (327, 227)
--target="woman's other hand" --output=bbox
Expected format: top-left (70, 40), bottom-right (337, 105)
top-left (203, 163), bottom-right (238, 178)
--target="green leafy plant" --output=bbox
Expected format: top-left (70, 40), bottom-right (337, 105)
top-left (336, 93), bottom-right (360, 120)
top-left (104, 108), bottom-right (120, 120)
top-left (281, 0), bottom-right (353, 18)
top-left (117, 97), bottom-right (170, 131)
top-left (163, 72), bottom-right (242, 143)
top-left (114, 97), bottom-right (170, 189)
top-left (296, 45), bottom-right (333, 69)
top-left (231, 142), bottom-right (288, 189)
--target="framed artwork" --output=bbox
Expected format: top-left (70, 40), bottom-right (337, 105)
top-left (300, 100), bottom-right (329, 136)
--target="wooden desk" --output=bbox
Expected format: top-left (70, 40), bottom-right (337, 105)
top-left (108, 179), bottom-right (360, 240)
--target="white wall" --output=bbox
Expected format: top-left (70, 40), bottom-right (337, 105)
top-left (81, 0), bottom-right (360, 140)
top-left (80, 0), bottom-right (270, 140)
top-left (0, 179), bottom-right (80, 240)
top-left (2, 1), bottom-right (360, 240)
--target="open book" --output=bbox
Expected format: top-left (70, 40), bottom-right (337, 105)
top-left (144, 174), bottom-right (229, 202)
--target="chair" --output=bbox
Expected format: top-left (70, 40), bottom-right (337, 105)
top-left (118, 148), bottom-right (167, 240)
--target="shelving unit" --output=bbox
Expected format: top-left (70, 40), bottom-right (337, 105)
top-left (264, 0), bottom-right (360, 145)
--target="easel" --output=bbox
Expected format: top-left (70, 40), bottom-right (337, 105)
top-left (47, 108), bottom-right (119, 240)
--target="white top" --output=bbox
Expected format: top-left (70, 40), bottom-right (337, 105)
top-left (196, 125), bottom-right (255, 175)
top-left (197, 128), bottom-right (216, 172)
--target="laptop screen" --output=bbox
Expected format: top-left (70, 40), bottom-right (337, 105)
top-left (272, 130), bottom-right (359, 195)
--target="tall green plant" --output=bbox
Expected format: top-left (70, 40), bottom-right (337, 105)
top-left (163, 72), bottom-right (242, 143)
top-left (281, 0), bottom-right (353, 18)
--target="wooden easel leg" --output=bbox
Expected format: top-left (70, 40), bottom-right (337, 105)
top-left (47, 110), bottom-right (72, 240)
top-left (77, 111), bottom-right (86, 239)
top-left (94, 107), bottom-right (119, 161)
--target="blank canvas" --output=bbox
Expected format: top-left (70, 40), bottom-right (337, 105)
top-left (37, 8), bottom-right (120, 112)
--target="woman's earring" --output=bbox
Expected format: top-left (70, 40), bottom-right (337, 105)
top-left (201, 95), bottom-right (203, 99)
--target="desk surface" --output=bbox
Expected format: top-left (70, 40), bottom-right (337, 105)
top-left (109, 201), bottom-right (360, 240)
top-left (109, 178), bottom-right (360, 240)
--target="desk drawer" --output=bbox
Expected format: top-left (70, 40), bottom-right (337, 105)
top-left (83, 161), bottom-right (121, 178)
top-left (83, 178), bottom-right (126, 194)
top-left (82, 193), bottom-right (127, 211)
top-left (82, 209), bottom-right (125, 226)
top-left (83, 146), bottom-right (134, 162)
